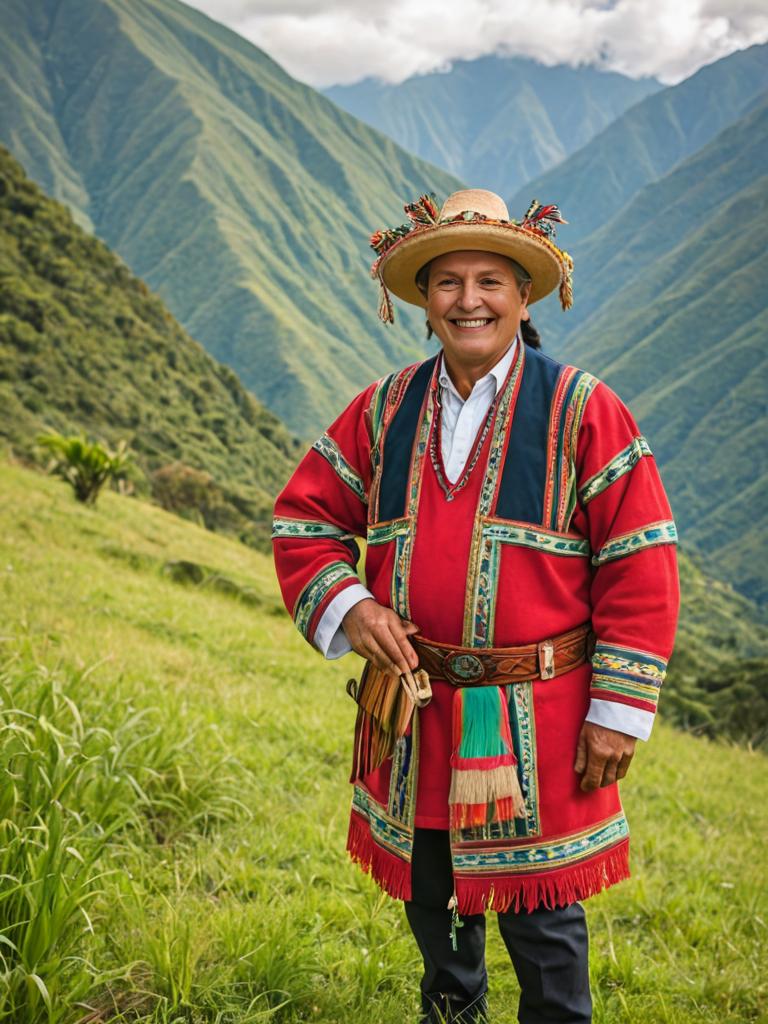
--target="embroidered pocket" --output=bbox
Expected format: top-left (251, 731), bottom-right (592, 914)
top-left (452, 682), bottom-right (542, 843)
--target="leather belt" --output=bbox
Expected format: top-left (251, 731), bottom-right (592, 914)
top-left (411, 623), bottom-right (595, 686)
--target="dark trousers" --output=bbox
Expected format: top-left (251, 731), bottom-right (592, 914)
top-left (404, 828), bottom-right (592, 1023)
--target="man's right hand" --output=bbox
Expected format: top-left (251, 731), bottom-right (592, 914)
top-left (342, 598), bottom-right (420, 677)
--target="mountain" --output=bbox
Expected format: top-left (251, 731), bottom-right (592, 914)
top-left (500, 45), bottom-right (768, 605)
top-left (543, 95), bottom-right (768, 605)
top-left (0, 144), bottom-right (302, 548)
top-left (0, 0), bottom-right (462, 437)
top-left (508, 43), bottom-right (768, 249)
top-left (325, 55), bottom-right (661, 204)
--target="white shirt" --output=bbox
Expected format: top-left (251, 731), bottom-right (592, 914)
top-left (312, 336), bottom-right (652, 739)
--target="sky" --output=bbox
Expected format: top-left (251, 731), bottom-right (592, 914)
top-left (184, 0), bottom-right (768, 87)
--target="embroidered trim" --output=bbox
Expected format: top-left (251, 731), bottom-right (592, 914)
top-left (352, 784), bottom-right (412, 860)
top-left (452, 811), bottom-right (629, 874)
top-left (367, 517), bottom-right (410, 546)
top-left (387, 715), bottom-right (420, 826)
top-left (384, 362), bottom-right (440, 619)
top-left (512, 683), bottom-right (540, 836)
top-left (591, 642), bottom-right (667, 708)
top-left (312, 433), bottom-right (367, 504)
top-left (592, 519), bottom-right (677, 566)
top-left (293, 561), bottom-right (358, 639)
top-left (369, 359), bottom-right (440, 618)
top-left (407, 376), bottom-right (436, 517)
top-left (368, 363), bottom-right (421, 523)
top-left (543, 366), bottom-right (575, 530)
top-left (272, 517), bottom-right (353, 540)
top-left (483, 519), bottom-right (590, 557)
top-left (468, 520), bottom-right (589, 649)
top-left (478, 341), bottom-right (525, 518)
top-left (463, 341), bottom-right (526, 647)
top-left (542, 368), bottom-right (598, 532)
top-left (579, 436), bottom-right (653, 506)
top-left (367, 374), bottom-right (395, 449)
top-left (558, 371), bottom-right (598, 531)
top-left (366, 518), bottom-right (413, 617)
top-left (392, 530), bottom-right (413, 618)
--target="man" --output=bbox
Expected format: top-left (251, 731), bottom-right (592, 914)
top-left (272, 189), bottom-right (680, 1023)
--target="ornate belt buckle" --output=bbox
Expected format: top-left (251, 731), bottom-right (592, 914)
top-left (444, 651), bottom-right (486, 685)
top-left (538, 640), bottom-right (555, 680)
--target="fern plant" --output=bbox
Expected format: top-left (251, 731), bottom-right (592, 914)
top-left (37, 432), bottom-right (132, 505)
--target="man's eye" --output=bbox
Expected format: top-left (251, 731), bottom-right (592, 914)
top-left (437, 279), bottom-right (458, 286)
top-left (481, 278), bottom-right (501, 285)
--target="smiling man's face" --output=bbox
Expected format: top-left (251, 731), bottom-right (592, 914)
top-left (425, 250), bottom-right (531, 380)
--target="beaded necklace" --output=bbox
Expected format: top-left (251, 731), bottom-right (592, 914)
top-left (430, 379), bottom-right (502, 502)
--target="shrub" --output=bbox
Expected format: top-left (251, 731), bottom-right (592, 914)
top-left (37, 432), bottom-right (132, 505)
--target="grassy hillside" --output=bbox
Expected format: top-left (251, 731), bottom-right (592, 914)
top-left (1, 0), bottom-right (463, 436)
top-left (0, 459), bottom-right (766, 1022)
top-left (0, 144), bottom-right (302, 548)
top-left (325, 55), bottom-right (660, 201)
top-left (508, 43), bottom-right (768, 248)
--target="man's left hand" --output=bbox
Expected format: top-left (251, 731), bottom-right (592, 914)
top-left (573, 722), bottom-right (636, 791)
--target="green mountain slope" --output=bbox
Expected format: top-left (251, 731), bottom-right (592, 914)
top-left (508, 43), bottom-right (768, 247)
top-left (552, 95), bottom-right (768, 604)
top-left (324, 55), bottom-right (660, 202)
top-left (0, 0), bottom-right (462, 437)
top-left (0, 144), bottom-right (301, 546)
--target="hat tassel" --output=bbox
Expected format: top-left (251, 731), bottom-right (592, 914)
top-left (559, 253), bottom-right (574, 311)
top-left (377, 275), bottom-right (395, 324)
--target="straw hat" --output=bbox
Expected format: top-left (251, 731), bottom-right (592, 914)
top-left (369, 189), bottom-right (573, 323)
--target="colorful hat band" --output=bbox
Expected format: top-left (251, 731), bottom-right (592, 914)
top-left (369, 193), bottom-right (574, 324)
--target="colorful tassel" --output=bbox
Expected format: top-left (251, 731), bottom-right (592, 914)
top-left (404, 192), bottom-right (440, 225)
top-left (369, 223), bottom-right (411, 255)
top-left (448, 687), bottom-right (526, 830)
top-left (522, 199), bottom-right (568, 241)
top-left (559, 251), bottom-right (574, 310)
top-left (377, 275), bottom-right (395, 324)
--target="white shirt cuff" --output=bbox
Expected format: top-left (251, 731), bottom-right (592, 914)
top-left (584, 698), bottom-right (655, 741)
top-left (313, 583), bottom-right (374, 660)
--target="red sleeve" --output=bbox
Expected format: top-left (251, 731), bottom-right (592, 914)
top-left (272, 382), bottom-right (377, 646)
top-left (570, 380), bottom-right (680, 721)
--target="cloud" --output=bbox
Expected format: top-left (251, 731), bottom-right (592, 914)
top-left (184, 0), bottom-right (768, 87)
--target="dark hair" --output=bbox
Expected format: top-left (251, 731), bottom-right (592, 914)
top-left (417, 257), bottom-right (541, 350)
top-left (520, 318), bottom-right (541, 350)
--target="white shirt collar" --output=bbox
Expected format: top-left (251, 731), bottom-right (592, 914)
top-left (438, 334), bottom-right (519, 402)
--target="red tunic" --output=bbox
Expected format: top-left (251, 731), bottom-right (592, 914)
top-left (273, 341), bottom-right (680, 913)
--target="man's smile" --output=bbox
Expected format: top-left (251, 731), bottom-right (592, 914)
top-left (449, 317), bottom-right (495, 329)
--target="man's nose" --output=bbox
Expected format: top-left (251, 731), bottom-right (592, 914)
top-left (456, 284), bottom-right (482, 310)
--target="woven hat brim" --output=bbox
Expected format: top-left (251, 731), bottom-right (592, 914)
top-left (378, 222), bottom-right (564, 308)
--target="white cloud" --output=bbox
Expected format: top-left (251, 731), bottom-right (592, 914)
top-left (185, 0), bottom-right (768, 87)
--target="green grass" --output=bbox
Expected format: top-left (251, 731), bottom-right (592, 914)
top-left (0, 459), bottom-right (766, 1023)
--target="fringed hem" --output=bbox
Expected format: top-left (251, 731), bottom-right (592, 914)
top-left (346, 810), bottom-right (412, 901)
top-left (455, 837), bottom-right (630, 915)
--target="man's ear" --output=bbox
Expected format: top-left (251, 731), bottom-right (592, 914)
top-left (520, 281), bottom-right (532, 318)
